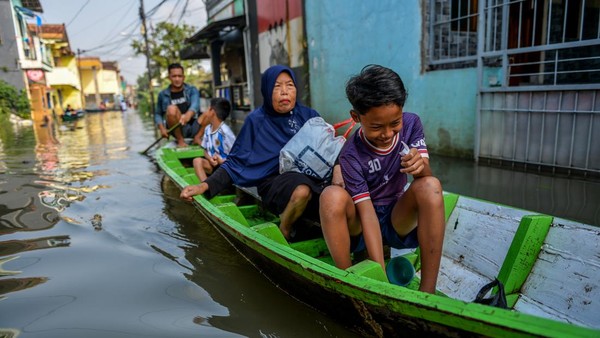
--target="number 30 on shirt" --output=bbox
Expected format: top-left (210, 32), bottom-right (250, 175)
top-left (368, 158), bottom-right (381, 173)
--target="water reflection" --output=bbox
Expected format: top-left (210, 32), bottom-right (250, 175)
top-left (159, 176), bottom-right (361, 337)
top-left (0, 113), bottom-right (127, 303)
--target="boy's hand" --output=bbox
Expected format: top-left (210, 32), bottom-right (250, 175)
top-left (214, 154), bottom-right (225, 165)
top-left (400, 148), bottom-right (425, 176)
top-left (209, 155), bottom-right (219, 166)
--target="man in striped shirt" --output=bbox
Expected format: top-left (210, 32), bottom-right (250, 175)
top-left (320, 65), bottom-right (445, 294)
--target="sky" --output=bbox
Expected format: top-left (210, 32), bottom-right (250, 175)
top-left (38, 0), bottom-right (209, 84)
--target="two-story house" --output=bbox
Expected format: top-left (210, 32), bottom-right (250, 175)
top-left (38, 24), bottom-right (83, 114)
top-left (0, 0), bottom-right (51, 120)
top-left (78, 57), bottom-right (123, 110)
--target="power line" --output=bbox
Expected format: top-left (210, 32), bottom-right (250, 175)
top-left (97, 0), bottom-right (139, 46)
top-left (176, 0), bottom-right (189, 26)
top-left (66, 0), bottom-right (91, 27)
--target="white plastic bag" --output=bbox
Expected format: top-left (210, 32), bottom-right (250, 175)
top-left (279, 117), bottom-right (346, 180)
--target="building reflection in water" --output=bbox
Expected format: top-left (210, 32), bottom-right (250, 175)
top-left (0, 111), bottom-right (128, 302)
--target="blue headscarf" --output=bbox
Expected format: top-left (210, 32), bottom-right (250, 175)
top-left (221, 65), bottom-right (320, 186)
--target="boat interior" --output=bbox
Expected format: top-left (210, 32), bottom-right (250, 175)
top-left (159, 146), bottom-right (600, 330)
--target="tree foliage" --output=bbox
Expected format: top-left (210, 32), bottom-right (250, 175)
top-left (0, 79), bottom-right (31, 119)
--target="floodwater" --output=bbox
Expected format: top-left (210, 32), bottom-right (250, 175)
top-left (0, 110), bottom-right (598, 338)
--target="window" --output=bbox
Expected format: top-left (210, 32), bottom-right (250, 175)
top-left (428, 0), bottom-right (600, 85)
top-left (429, 0), bottom-right (479, 67)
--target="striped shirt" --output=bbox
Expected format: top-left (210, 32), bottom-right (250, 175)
top-left (202, 122), bottom-right (236, 159)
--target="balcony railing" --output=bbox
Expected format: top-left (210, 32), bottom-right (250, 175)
top-left (45, 67), bottom-right (81, 89)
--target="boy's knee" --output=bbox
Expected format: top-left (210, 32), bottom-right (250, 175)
top-left (321, 185), bottom-right (349, 206)
top-left (413, 176), bottom-right (442, 194)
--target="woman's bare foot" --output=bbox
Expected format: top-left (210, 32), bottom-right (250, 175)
top-left (180, 183), bottom-right (208, 201)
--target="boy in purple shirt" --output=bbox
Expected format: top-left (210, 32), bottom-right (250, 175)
top-left (320, 65), bottom-right (445, 294)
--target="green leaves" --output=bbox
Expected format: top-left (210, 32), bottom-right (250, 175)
top-left (0, 79), bottom-right (31, 119)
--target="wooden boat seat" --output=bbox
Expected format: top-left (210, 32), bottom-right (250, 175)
top-left (235, 185), bottom-right (261, 201)
top-left (252, 222), bottom-right (289, 246)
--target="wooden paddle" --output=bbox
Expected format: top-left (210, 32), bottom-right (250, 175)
top-left (140, 122), bottom-right (181, 155)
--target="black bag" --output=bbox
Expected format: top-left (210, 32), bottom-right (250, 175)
top-left (474, 278), bottom-right (508, 309)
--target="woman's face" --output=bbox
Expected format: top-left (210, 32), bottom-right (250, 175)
top-left (271, 72), bottom-right (297, 114)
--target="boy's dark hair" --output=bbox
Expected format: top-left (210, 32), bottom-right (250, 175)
top-left (345, 64), bottom-right (408, 115)
top-left (168, 63), bottom-right (184, 73)
top-left (210, 97), bottom-right (232, 121)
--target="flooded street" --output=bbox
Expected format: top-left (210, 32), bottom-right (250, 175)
top-left (0, 110), bottom-right (598, 338)
top-left (0, 111), bottom-right (359, 338)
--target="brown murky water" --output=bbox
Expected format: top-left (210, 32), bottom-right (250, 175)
top-left (0, 110), bottom-right (598, 338)
top-left (0, 111), bottom-right (360, 338)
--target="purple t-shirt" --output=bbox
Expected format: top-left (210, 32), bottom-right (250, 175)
top-left (340, 112), bottom-right (429, 206)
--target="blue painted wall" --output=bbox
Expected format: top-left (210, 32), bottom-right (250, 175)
top-left (305, 0), bottom-right (477, 158)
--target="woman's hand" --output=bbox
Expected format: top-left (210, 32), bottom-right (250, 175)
top-left (331, 164), bottom-right (345, 188)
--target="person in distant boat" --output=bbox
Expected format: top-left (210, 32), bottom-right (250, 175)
top-left (120, 99), bottom-right (127, 112)
top-left (181, 65), bottom-right (340, 240)
top-left (155, 63), bottom-right (208, 147)
top-left (64, 104), bottom-right (74, 113)
top-left (192, 97), bottom-right (236, 181)
top-left (319, 64), bottom-right (445, 294)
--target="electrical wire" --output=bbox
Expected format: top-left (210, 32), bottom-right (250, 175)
top-left (97, 0), bottom-right (139, 46)
top-left (176, 0), bottom-right (189, 26)
top-left (66, 0), bottom-right (91, 27)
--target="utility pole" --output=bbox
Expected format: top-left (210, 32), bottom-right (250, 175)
top-left (76, 48), bottom-right (86, 110)
top-left (139, 0), bottom-right (155, 115)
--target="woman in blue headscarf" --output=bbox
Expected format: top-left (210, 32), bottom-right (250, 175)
top-left (181, 65), bottom-right (334, 240)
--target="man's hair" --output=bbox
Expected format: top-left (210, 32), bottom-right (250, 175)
top-left (345, 64), bottom-right (408, 115)
top-left (210, 97), bottom-right (232, 121)
top-left (168, 63), bottom-right (184, 73)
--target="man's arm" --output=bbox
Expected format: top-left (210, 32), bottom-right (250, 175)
top-left (154, 91), bottom-right (169, 138)
top-left (179, 86), bottom-right (201, 126)
top-left (355, 200), bottom-right (385, 270)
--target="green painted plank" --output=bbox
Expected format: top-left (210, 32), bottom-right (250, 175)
top-left (347, 259), bottom-right (389, 283)
top-left (290, 238), bottom-right (329, 258)
top-left (183, 173), bottom-right (200, 185)
top-left (443, 193), bottom-right (459, 222)
top-left (209, 195), bottom-right (236, 204)
top-left (252, 222), bottom-right (289, 246)
top-left (216, 202), bottom-right (250, 227)
top-left (497, 215), bottom-right (553, 295)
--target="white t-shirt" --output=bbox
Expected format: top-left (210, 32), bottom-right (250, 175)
top-left (202, 122), bottom-right (236, 158)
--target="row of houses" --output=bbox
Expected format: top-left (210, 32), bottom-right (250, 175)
top-left (0, 0), bottom-right (131, 120)
top-left (182, 0), bottom-right (600, 176)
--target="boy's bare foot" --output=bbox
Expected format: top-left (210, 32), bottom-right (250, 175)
top-left (176, 140), bottom-right (188, 148)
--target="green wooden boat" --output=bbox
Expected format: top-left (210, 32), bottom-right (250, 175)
top-left (155, 144), bottom-right (600, 337)
top-left (61, 110), bottom-right (85, 122)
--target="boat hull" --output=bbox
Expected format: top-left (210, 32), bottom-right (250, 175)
top-left (156, 145), bottom-right (600, 338)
